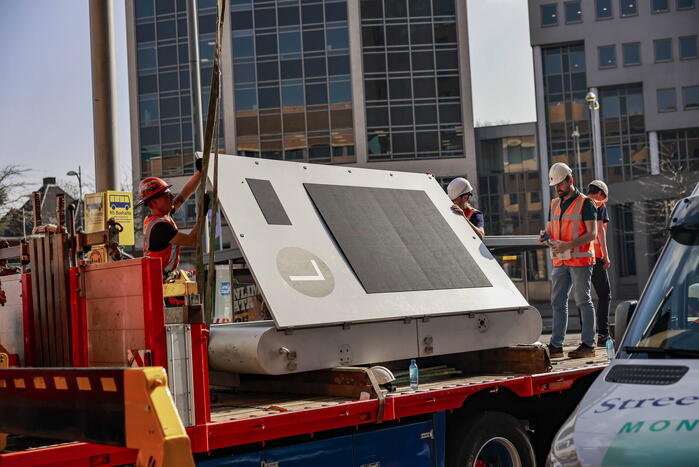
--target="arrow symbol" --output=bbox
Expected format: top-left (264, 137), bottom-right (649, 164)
top-left (289, 260), bottom-right (325, 282)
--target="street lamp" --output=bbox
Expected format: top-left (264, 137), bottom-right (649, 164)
top-left (571, 126), bottom-right (583, 186)
top-left (586, 90), bottom-right (604, 180)
top-left (66, 166), bottom-right (83, 229)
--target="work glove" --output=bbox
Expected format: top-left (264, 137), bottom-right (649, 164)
top-left (195, 156), bottom-right (203, 173)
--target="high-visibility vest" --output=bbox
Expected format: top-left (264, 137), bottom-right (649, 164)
top-left (143, 215), bottom-right (180, 276)
top-left (463, 206), bottom-right (481, 223)
top-left (592, 200), bottom-right (606, 259)
top-left (549, 194), bottom-right (594, 267)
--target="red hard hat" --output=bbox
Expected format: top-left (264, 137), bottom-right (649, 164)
top-left (137, 177), bottom-right (172, 206)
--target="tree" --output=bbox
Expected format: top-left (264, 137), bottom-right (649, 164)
top-left (0, 165), bottom-right (31, 215)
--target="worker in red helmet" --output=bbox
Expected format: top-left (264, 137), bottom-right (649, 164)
top-left (137, 157), bottom-right (204, 277)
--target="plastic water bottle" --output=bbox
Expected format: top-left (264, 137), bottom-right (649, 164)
top-left (605, 336), bottom-right (615, 361)
top-left (409, 359), bottom-right (419, 391)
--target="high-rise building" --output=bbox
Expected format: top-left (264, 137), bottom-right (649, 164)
top-left (125, 0), bottom-right (479, 267)
top-left (529, 0), bottom-right (699, 297)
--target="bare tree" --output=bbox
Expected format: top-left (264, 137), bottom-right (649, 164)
top-left (0, 165), bottom-right (32, 215)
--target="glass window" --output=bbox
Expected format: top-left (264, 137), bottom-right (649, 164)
top-left (412, 51), bottom-right (434, 71)
top-left (596, 0), bottom-right (613, 17)
top-left (234, 63), bottom-right (256, 83)
top-left (254, 8), bottom-right (276, 28)
top-left (389, 78), bottom-right (412, 100)
top-left (439, 103), bottom-right (461, 123)
top-left (620, 0), bottom-right (637, 15)
top-left (390, 106), bottom-right (412, 126)
top-left (362, 26), bottom-right (384, 47)
top-left (137, 48), bottom-right (156, 69)
top-left (303, 30), bottom-right (325, 51)
top-left (199, 14), bottom-right (216, 34)
top-left (307, 111), bottom-right (329, 132)
top-left (302, 4), bottom-right (323, 24)
top-left (434, 23), bottom-right (457, 43)
top-left (436, 50), bottom-right (459, 70)
top-left (365, 79), bottom-right (388, 101)
top-left (159, 97), bottom-right (179, 119)
top-left (139, 100), bottom-right (159, 123)
top-left (386, 25), bottom-right (409, 45)
top-left (158, 71), bottom-right (178, 92)
top-left (232, 36), bottom-right (254, 58)
top-left (680, 36), bottom-right (698, 59)
top-left (437, 76), bottom-right (460, 97)
top-left (363, 53), bottom-right (386, 73)
top-left (139, 74), bottom-right (157, 94)
top-left (392, 132), bottom-right (415, 153)
top-left (306, 83), bottom-right (328, 105)
top-left (157, 20), bottom-right (176, 41)
top-left (565, 1), bottom-right (582, 22)
top-left (410, 24), bottom-right (433, 44)
top-left (231, 11), bottom-right (253, 31)
top-left (327, 28), bottom-right (349, 51)
top-left (414, 104), bottom-right (438, 124)
top-left (413, 77), bottom-right (436, 98)
top-left (366, 107), bottom-right (389, 127)
top-left (361, 0), bottom-right (383, 18)
top-left (433, 0), bottom-right (455, 15)
top-left (545, 53), bottom-right (562, 73)
top-left (409, 0), bottom-right (431, 16)
top-left (282, 85), bottom-right (304, 108)
top-left (598, 45), bottom-right (616, 68)
top-left (654, 39), bottom-right (673, 62)
top-left (235, 89), bottom-right (257, 110)
top-left (683, 86), bottom-right (699, 110)
top-left (328, 55), bottom-right (350, 75)
top-left (388, 52), bottom-right (410, 72)
top-left (606, 145), bottom-right (622, 166)
top-left (416, 131), bottom-right (439, 152)
top-left (257, 61), bottom-right (279, 81)
top-left (622, 42), bottom-right (641, 65)
top-left (385, 0), bottom-right (407, 17)
top-left (161, 124), bottom-right (181, 144)
top-left (135, 0), bottom-right (155, 18)
top-left (255, 34), bottom-right (277, 55)
top-left (657, 88), bottom-right (676, 112)
top-left (304, 57), bottom-right (326, 77)
top-left (155, 0), bottom-right (174, 15)
top-left (140, 126), bottom-right (160, 146)
top-left (677, 0), bottom-right (695, 9)
top-left (260, 114), bottom-right (282, 134)
top-left (136, 23), bottom-right (155, 43)
top-left (651, 0), bottom-right (669, 12)
top-left (279, 60), bottom-right (301, 81)
top-left (277, 6), bottom-right (300, 26)
top-left (541, 4), bottom-right (558, 26)
top-left (329, 81), bottom-right (352, 104)
top-left (279, 32), bottom-right (301, 54)
top-left (236, 116), bottom-right (258, 137)
top-left (325, 2), bottom-right (348, 22)
top-left (570, 51), bottom-right (586, 71)
top-left (258, 87), bottom-right (280, 109)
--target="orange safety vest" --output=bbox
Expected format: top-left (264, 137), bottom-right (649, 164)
top-left (143, 215), bottom-right (180, 276)
top-left (549, 194), bottom-right (595, 267)
top-left (592, 200), bottom-right (606, 259)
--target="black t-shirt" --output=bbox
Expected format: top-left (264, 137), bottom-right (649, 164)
top-left (148, 221), bottom-right (178, 252)
top-left (597, 204), bottom-right (609, 224)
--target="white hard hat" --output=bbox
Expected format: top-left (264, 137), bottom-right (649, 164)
top-left (588, 180), bottom-right (609, 197)
top-left (549, 162), bottom-right (573, 186)
top-left (447, 177), bottom-right (473, 200)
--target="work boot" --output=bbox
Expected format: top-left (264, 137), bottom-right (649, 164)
top-left (547, 344), bottom-right (564, 358)
top-left (568, 343), bottom-right (595, 359)
top-left (596, 335), bottom-right (609, 348)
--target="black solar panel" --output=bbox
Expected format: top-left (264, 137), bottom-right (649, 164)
top-left (247, 178), bottom-right (292, 226)
top-left (304, 183), bottom-right (492, 294)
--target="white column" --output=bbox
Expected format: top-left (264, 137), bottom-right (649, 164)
top-left (590, 87), bottom-right (604, 181)
top-left (221, 3), bottom-right (236, 154)
top-left (456, 0), bottom-right (478, 187)
top-left (533, 46), bottom-right (550, 210)
top-left (649, 131), bottom-right (660, 175)
top-left (347, 0), bottom-right (368, 164)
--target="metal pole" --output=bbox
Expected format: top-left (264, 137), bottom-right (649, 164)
top-left (77, 166), bottom-right (83, 230)
top-left (89, 0), bottom-right (120, 192)
top-left (589, 88), bottom-right (604, 181)
top-left (573, 126), bottom-right (582, 186)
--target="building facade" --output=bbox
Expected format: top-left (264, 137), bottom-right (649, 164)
top-left (529, 0), bottom-right (699, 297)
top-left (125, 0), bottom-right (479, 267)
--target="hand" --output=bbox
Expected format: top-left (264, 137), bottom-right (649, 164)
top-left (602, 257), bottom-right (611, 270)
top-left (537, 236), bottom-right (548, 245)
top-left (451, 204), bottom-right (464, 215)
top-left (551, 240), bottom-right (569, 255)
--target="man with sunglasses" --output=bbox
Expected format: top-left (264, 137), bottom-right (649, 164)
top-left (586, 180), bottom-right (612, 346)
top-left (447, 177), bottom-right (485, 240)
top-left (137, 157), bottom-right (205, 278)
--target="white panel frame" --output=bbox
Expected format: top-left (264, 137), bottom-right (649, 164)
top-left (211, 155), bottom-right (529, 329)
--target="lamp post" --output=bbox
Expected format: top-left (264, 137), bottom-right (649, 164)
top-left (66, 166), bottom-right (83, 229)
top-left (586, 90), bottom-right (603, 181)
top-left (571, 126), bottom-right (583, 186)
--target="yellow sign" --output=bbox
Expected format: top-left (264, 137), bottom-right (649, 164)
top-left (82, 191), bottom-right (135, 246)
top-left (84, 193), bottom-right (105, 233)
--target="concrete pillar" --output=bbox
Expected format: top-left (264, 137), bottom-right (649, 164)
top-left (89, 0), bottom-right (120, 191)
top-left (347, 0), bottom-right (367, 164)
top-left (456, 0), bottom-right (478, 188)
top-left (649, 131), bottom-right (660, 175)
top-left (589, 87), bottom-right (604, 181)
top-left (187, 0), bottom-right (205, 153)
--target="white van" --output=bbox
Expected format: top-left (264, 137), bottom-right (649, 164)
top-left (547, 182), bottom-right (699, 467)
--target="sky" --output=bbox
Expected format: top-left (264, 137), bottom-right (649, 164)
top-left (0, 0), bottom-right (535, 202)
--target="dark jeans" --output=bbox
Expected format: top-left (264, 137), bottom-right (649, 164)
top-left (592, 258), bottom-right (612, 337)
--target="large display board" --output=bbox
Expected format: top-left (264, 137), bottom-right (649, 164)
top-left (211, 155), bottom-right (529, 329)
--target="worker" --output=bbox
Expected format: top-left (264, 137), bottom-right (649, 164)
top-left (586, 180), bottom-right (612, 346)
top-left (540, 162), bottom-right (597, 359)
top-left (137, 157), bottom-right (205, 278)
top-left (447, 177), bottom-right (485, 240)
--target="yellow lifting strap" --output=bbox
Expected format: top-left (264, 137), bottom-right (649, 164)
top-left (125, 367), bottom-right (195, 467)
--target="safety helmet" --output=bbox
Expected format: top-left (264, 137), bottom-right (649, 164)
top-left (447, 177), bottom-right (474, 200)
top-left (549, 162), bottom-right (573, 186)
top-left (588, 180), bottom-right (609, 197)
top-left (137, 177), bottom-right (172, 206)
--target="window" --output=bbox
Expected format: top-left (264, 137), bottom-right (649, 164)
top-left (677, 0), bottom-right (695, 9)
top-left (616, 203), bottom-right (636, 277)
top-left (657, 88), bottom-right (677, 112)
top-left (679, 36), bottom-right (698, 59)
top-left (541, 4), bottom-right (558, 26)
top-left (598, 45), bottom-right (617, 68)
top-left (565, 1), bottom-right (582, 22)
top-left (654, 39), bottom-right (673, 62)
top-left (622, 42), bottom-right (641, 65)
top-left (683, 86), bottom-right (699, 110)
top-left (620, 0), bottom-right (638, 15)
top-left (596, 0), bottom-right (613, 17)
top-left (651, 0), bottom-right (669, 12)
